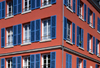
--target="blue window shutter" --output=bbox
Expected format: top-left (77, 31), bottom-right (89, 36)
top-left (66, 53), bottom-right (72, 68)
top-left (18, 24), bottom-right (22, 45)
top-left (63, 17), bottom-right (67, 40)
top-left (81, 29), bottom-right (84, 48)
top-left (17, 56), bottom-right (21, 68)
top-left (13, 0), bottom-right (17, 15)
top-left (84, 4), bottom-right (86, 22)
top-left (36, 19), bottom-right (41, 42)
top-left (36, 54), bottom-right (40, 68)
top-left (1, 1), bottom-right (5, 18)
top-left (1, 58), bottom-right (5, 68)
top-left (72, 23), bottom-right (75, 44)
top-left (93, 12), bottom-right (95, 28)
top-left (77, 0), bottom-right (80, 16)
top-left (50, 52), bottom-right (56, 68)
top-left (97, 17), bottom-right (99, 31)
top-left (73, 0), bottom-right (76, 13)
top-left (88, 7), bottom-right (90, 24)
top-left (95, 64), bottom-right (98, 68)
top-left (83, 60), bottom-right (86, 68)
top-left (31, 21), bottom-right (35, 42)
top-left (69, 54), bottom-right (72, 68)
top-left (13, 25), bottom-right (17, 45)
top-left (1, 28), bottom-right (5, 48)
top-left (93, 36), bottom-right (95, 54)
top-left (77, 26), bottom-right (79, 46)
top-left (36, 0), bottom-right (41, 9)
top-left (51, 15), bottom-right (56, 39)
top-left (12, 57), bottom-right (16, 68)
top-left (31, 0), bottom-right (35, 10)
top-left (51, 0), bottom-right (56, 4)
top-left (30, 54), bottom-right (35, 68)
top-left (76, 57), bottom-right (79, 68)
top-left (64, 0), bottom-right (67, 6)
top-left (87, 33), bottom-right (89, 51)
top-left (0, 2), bottom-right (1, 19)
top-left (66, 53), bottom-right (68, 68)
top-left (96, 39), bottom-right (98, 55)
top-left (18, 0), bottom-right (22, 14)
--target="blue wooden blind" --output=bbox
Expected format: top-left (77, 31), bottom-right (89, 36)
top-left (76, 57), bottom-right (79, 68)
top-left (77, 26), bottom-right (79, 46)
top-left (18, 24), bottom-right (22, 45)
top-left (30, 54), bottom-right (35, 68)
top-left (66, 53), bottom-right (72, 68)
top-left (18, 0), bottom-right (22, 14)
top-left (77, 0), bottom-right (80, 16)
top-left (73, 0), bottom-right (76, 13)
top-left (96, 39), bottom-right (98, 55)
top-left (64, 0), bottom-right (67, 6)
top-left (31, 21), bottom-right (35, 42)
top-left (93, 36), bottom-right (95, 54)
top-left (36, 54), bottom-right (40, 68)
top-left (17, 56), bottom-right (21, 68)
top-left (88, 7), bottom-right (90, 24)
top-left (83, 59), bottom-right (86, 68)
top-left (31, 0), bottom-right (35, 10)
top-left (36, 0), bottom-right (41, 9)
top-left (84, 3), bottom-right (86, 22)
top-left (72, 23), bottom-right (75, 44)
top-left (87, 33), bottom-right (90, 51)
top-left (93, 12), bottom-right (95, 28)
top-left (81, 29), bottom-right (84, 48)
top-left (12, 57), bottom-right (16, 68)
top-left (51, 0), bottom-right (56, 4)
top-left (1, 58), bottom-right (5, 68)
top-left (13, 25), bottom-right (17, 45)
top-left (1, 28), bottom-right (5, 48)
top-left (1, 1), bottom-right (5, 18)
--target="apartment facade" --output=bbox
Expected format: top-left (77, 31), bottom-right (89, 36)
top-left (0, 0), bottom-right (100, 68)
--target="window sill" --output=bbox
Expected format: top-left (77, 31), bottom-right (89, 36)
top-left (89, 24), bottom-right (94, 29)
top-left (40, 4), bottom-right (52, 9)
top-left (5, 15), bottom-right (14, 19)
top-left (21, 10), bottom-right (31, 14)
top-left (66, 6), bottom-right (73, 13)
top-left (89, 51), bottom-right (94, 55)
top-left (97, 31), bottom-right (100, 34)
top-left (79, 16), bottom-right (84, 21)
top-left (40, 39), bottom-right (52, 43)
top-left (66, 40), bottom-right (73, 45)
top-left (78, 46), bottom-right (84, 50)
top-left (97, 55), bottom-right (100, 58)
top-left (21, 42), bottom-right (31, 46)
top-left (4, 45), bottom-right (14, 49)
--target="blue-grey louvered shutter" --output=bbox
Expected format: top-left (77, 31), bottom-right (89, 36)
top-left (31, 21), bottom-right (35, 42)
top-left (95, 64), bottom-right (98, 68)
top-left (13, 0), bottom-right (17, 15)
top-left (13, 25), bottom-right (17, 45)
top-left (87, 33), bottom-right (89, 51)
top-left (36, 54), bottom-right (40, 68)
top-left (30, 54), bottom-right (35, 68)
top-left (36, 19), bottom-right (41, 41)
top-left (72, 23), bottom-right (75, 44)
top-left (64, 0), bottom-right (67, 6)
top-left (0, 2), bottom-right (1, 19)
top-left (76, 57), bottom-right (79, 68)
top-left (93, 36), bottom-right (95, 54)
top-left (96, 39), bottom-right (98, 55)
top-left (81, 29), bottom-right (84, 48)
top-left (83, 60), bottom-right (86, 68)
top-left (1, 58), bottom-right (5, 68)
top-left (66, 53), bottom-right (68, 68)
top-left (73, 0), bottom-right (75, 13)
top-left (1, 1), bottom-right (5, 18)
top-left (63, 17), bottom-right (67, 40)
top-left (18, 0), bottom-right (22, 14)
top-left (36, 0), bottom-right (41, 9)
top-left (69, 54), bottom-right (72, 68)
top-left (1, 28), bottom-right (5, 48)
top-left (17, 56), bottom-right (21, 68)
top-left (18, 24), bottom-right (22, 45)
top-left (50, 52), bottom-right (56, 68)
top-left (97, 17), bottom-right (99, 32)
top-left (51, 15), bottom-right (56, 39)
top-left (88, 7), bottom-right (90, 24)
top-left (93, 12), bottom-right (95, 28)
top-left (12, 57), bottom-right (16, 68)
top-left (51, 0), bottom-right (56, 4)
top-left (77, 26), bottom-right (79, 46)
top-left (31, 0), bottom-right (35, 10)
top-left (84, 4), bottom-right (86, 22)
top-left (77, 0), bottom-right (80, 16)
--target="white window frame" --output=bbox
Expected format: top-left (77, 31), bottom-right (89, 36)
top-left (89, 36), bottom-right (92, 52)
top-left (23, 0), bottom-right (31, 12)
top-left (23, 24), bottom-right (30, 43)
top-left (79, 59), bottom-right (82, 68)
top-left (7, 1), bottom-right (13, 17)
top-left (67, 0), bottom-right (71, 8)
top-left (42, 0), bottom-right (51, 6)
top-left (42, 54), bottom-right (50, 68)
top-left (23, 56), bottom-right (30, 68)
top-left (90, 12), bottom-right (92, 25)
top-left (6, 58), bottom-right (12, 68)
top-left (7, 27), bottom-right (13, 46)
top-left (79, 3), bottom-right (82, 18)
top-left (42, 19), bottom-right (51, 40)
top-left (67, 21), bottom-right (71, 41)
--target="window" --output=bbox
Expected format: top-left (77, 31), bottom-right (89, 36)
top-left (42, 19), bottom-right (51, 40)
top-left (7, 27), bottom-right (13, 46)
top-left (7, 1), bottom-right (13, 17)
top-left (23, 24), bottom-right (30, 43)
top-left (42, 54), bottom-right (50, 68)
top-left (79, 2), bottom-right (83, 19)
top-left (78, 59), bottom-right (82, 68)
top-left (89, 11), bottom-right (93, 26)
top-left (67, 20), bottom-right (71, 41)
top-left (7, 59), bottom-right (12, 68)
top-left (67, 0), bottom-right (71, 9)
top-left (23, 56), bottom-right (30, 68)
top-left (96, 39), bottom-right (100, 56)
top-left (89, 35), bottom-right (92, 52)
top-left (24, 0), bottom-right (31, 11)
top-left (42, 0), bottom-right (51, 6)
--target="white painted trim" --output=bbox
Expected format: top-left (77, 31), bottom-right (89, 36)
top-left (40, 4), bottom-right (52, 9)
top-left (21, 42), bottom-right (31, 46)
top-left (40, 39), bottom-right (52, 43)
top-left (66, 6), bottom-right (73, 13)
top-left (6, 58), bottom-right (12, 68)
top-left (78, 46), bottom-right (84, 51)
top-left (5, 15), bottom-right (14, 19)
top-left (89, 50), bottom-right (94, 55)
top-left (21, 10), bottom-right (31, 14)
top-left (66, 40), bottom-right (73, 45)
top-left (97, 31), bottom-right (100, 34)
top-left (4, 45), bottom-right (14, 49)
top-left (79, 16), bottom-right (84, 21)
